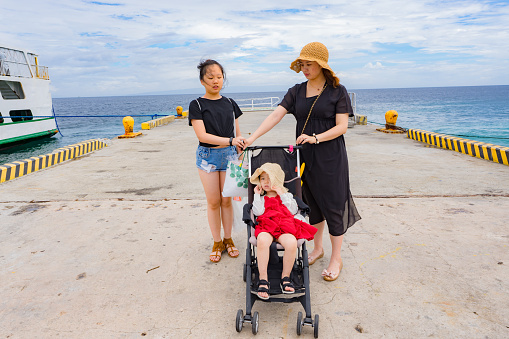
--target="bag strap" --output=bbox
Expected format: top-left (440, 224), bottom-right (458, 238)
top-left (196, 97), bottom-right (237, 138)
top-left (239, 150), bottom-right (247, 167)
top-left (300, 83), bottom-right (327, 135)
top-left (226, 97), bottom-right (237, 137)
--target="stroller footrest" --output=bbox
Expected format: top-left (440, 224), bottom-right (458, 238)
top-left (250, 288), bottom-right (306, 296)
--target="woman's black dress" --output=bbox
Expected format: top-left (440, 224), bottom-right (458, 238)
top-left (280, 82), bottom-right (361, 236)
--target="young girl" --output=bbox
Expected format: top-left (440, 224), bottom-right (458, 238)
top-left (188, 59), bottom-right (247, 263)
top-left (250, 163), bottom-right (317, 300)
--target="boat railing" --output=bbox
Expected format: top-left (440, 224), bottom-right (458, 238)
top-left (32, 65), bottom-right (50, 80)
top-left (0, 61), bottom-right (49, 79)
top-left (235, 97), bottom-right (280, 111)
top-left (0, 60), bottom-right (29, 78)
top-left (0, 47), bottom-right (49, 79)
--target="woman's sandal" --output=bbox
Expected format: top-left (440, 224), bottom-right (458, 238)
top-left (280, 276), bottom-right (295, 294)
top-left (209, 240), bottom-right (226, 263)
top-left (257, 279), bottom-right (270, 300)
top-left (223, 238), bottom-right (239, 258)
top-left (308, 249), bottom-right (324, 265)
top-left (323, 261), bottom-right (343, 282)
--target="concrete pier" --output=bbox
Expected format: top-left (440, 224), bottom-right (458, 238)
top-left (1, 111), bottom-right (508, 338)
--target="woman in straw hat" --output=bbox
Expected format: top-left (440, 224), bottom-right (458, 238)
top-left (250, 162), bottom-right (317, 299)
top-left (244, 42), bottom-right (361, 281)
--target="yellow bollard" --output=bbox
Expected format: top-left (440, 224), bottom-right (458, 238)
top-left (385, 110), bottom-right (398, 128)
top-left (118, 116), bottom-right (142, 138)
top-left (124, 116), bottom-right (134, 133)
top-left (175, 106), bottom-right (187, 119)
top-left (376, 110), bottom-right (405, 134)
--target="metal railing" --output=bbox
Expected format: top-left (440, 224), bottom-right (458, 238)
top-left (236, 94), bottom-right (356, 114)
top-left (31, 65), bottom-right (50, 80)
top-left (235, 97), bottom-right (280, 111)
top-left (0, 61), bottom-right (49, 79)
top-left (349, 92), bottom-right (356, 115)
top-left (0, 47), bottom-right (50, 79)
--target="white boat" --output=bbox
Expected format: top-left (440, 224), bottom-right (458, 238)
top-left (0, 46), bottom-right (57, 148)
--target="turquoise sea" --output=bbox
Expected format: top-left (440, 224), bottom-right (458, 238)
top-left (1, 85), bottom-right (508, 165)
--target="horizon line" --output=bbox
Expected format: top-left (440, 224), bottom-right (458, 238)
top-left (52, 84), bottom-right (509, 99)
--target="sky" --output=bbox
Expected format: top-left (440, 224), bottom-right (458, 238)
top-left (1, 0), bottom-right (509, 98)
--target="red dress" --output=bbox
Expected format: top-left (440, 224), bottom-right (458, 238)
top-left (255, 195), bottom-right (317, 240)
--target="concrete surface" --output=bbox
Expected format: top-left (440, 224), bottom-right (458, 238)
top-left (1, 110), bottom-right (508, 338)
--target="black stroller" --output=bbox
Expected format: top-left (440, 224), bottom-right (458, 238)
top-left (235, 145), bottom-right (319, 338)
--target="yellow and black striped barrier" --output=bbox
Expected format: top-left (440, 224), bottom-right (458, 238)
top-left (0, 139), bottom-right (108, 184)
top-left (141, 115), bottom-right (175, 130)
top-left (356, 115), bottom-right (367, 125)
top-left (407, 129), bottom-right (509, 166)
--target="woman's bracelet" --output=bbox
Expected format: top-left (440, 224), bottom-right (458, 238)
top-left (229, 137), bottom-right (233, 146)
top-left (313, 133), bottom-right (319, 144)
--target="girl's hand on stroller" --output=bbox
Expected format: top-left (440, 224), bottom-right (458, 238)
top-left (233, 136), bottom-right (246, 150)
top-left (296, 134), bottom-right (315, 145)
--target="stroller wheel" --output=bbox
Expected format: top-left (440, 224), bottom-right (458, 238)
top-left (314, 314), bottom-right (319, 338)
top-left (296, 311), bottom-right (303, 335)
top-left (235, 309), bottom-right (244, 332)
top-left (252, 311), bottom-right (259, 334)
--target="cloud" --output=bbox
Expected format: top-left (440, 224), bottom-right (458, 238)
top-left (365, 62), bottom-right (384, 69)
top-left (87, 1), bottom-right (124, 6)
top-left (1, 0), bottom-right (508, 97)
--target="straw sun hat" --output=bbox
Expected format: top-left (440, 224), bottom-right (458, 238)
top-left (290, 42), bottom-right (340, 85)
top-left (250, 163), bottom-right (288, 194)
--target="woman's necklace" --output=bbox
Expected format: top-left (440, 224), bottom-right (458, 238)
top-left (307, 80), bottom-right (326, 97)
top-left (308, 80), bottom-right (326, 92)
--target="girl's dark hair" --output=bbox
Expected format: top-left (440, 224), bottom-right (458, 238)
top-left (197, 59), bottom-right (225, 81)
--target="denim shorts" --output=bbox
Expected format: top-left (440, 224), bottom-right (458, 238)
top-left (196, 145), bottom-right (238, 172)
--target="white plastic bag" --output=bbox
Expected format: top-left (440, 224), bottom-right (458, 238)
top-left (232, 196), bottom-right (246, 233)
top-left (222, 158), bottom-right (248, 198)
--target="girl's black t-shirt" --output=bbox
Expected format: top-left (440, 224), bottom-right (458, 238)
top-left (188, 96), bottom-right (243, 147)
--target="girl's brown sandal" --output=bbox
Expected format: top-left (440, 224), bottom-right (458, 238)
top-left (210, 240), bottom-right (226, 262)
top-left (223, 238), bottom-right (239, 258)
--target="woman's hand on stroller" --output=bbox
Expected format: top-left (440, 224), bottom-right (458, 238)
top-left (243, 137), bottom-right (254, 149)
top-left (296, 133), bottom-right (316, 145)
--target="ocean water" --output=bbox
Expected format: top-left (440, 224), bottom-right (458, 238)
top-left (1, 85), bottom-right (508, 165)
top-left (354, 86), bottom-right (509, 145)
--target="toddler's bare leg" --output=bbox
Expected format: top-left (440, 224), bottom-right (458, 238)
top-left (277, 234), bottom-right (297, 292)
top-left (256, 232), bottom-right (273, 299)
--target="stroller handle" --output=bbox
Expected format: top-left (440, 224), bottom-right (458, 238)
top-left (246, 145), bottom-right (303, 190)
top-left (245, 145), bottom-right (302, 151)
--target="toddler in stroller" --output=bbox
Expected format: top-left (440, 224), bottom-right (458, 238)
top-left (250, 162), bottom-right (317, 299)
top-left (236, 146), bottom-right (320, 337)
